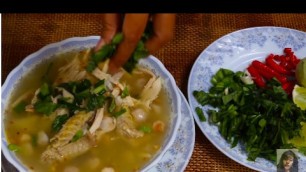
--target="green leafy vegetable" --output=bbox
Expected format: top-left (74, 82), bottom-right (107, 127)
top-left (193, 68), bottom-right (306, 161)
top-left (34, 101), bottom-right (57, 116)
top-left (86, 60), bottom-right (97, 72)
top-left (112, 108), bottom-right (127, 117)
top-left (140, 125), bottom-right (152, 133)
top-left (121, 86), bottom-right (129, 98)
top-left (108, 97), bottom-right (116, 113)
top-left (87, 22), bottom-right (153, 73)
top-left (39, 82), bottom-right (50, 97)
top-left (92, 44), bottom-right (114, 63)
top-left (13, 101), bottom-right (27, 113)
top-left (87, 95), bottom-right (105, 111)
top-left (93, 80), bottom-right (106, 94)
top-left (71, 130), bottom-right (83, 142)
top-left (195, 107), bottom-right (206, 121)
top-left (111, 33), bottom-right (123, 45)
top-left (8, 144), bottom-right (20, 152)
top-left (52, 114), bottom-right (69, 132)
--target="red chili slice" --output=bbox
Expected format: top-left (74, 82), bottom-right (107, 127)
top-left (282, 81), bottom-right (295, 95)
top-left (252, 60), bottom-right (287, 84)
top-left (284, 47), bottom-right (292, 53)
top-left (247, 65), bottom-right (266, 87)
top-left (265, 54), bottom-right (293, 75)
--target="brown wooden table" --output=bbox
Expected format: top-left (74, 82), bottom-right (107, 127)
top-left (2, 13), bottom-right (306, 172)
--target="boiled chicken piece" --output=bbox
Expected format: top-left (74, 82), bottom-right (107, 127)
top-left (92, 67), bottom-right (110, 81)
top-left (134, 67), bottom-right (163, 108)
top-left (89, 108), bottom-right (104, 134)
top-left (115, 96), bottom-right (138, 107)
top-left (31, 88), bottom-right (41, 105)
top-left (116, 108), bottom-right (144, 138)
top-left (100, 59), bottom-right (109, 73)
top-left (139, 77), bottom-right (162, 108)
top-left (41, 135), bottom-right (94, 164)
top-left (49, 111), bottom-right (93, 148)
top-left (92, 67), bottom-right (124, 90)
top-left (41, 111), bottom-right (94, 163)
top-left (111, 87), bottom-right (121, 97)
top-left (54, 49), bottom-right (91, 85)
top-left (54, 108), bottom-right (69, 116)
top-left (25, 104), bottom-right (35, 112)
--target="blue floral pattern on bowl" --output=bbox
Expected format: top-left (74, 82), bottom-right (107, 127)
top-left (187, 27), bottom-right (306, 172)
top-left (148, 89), bottom-right (195, 172)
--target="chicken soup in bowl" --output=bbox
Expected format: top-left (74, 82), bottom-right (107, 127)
top-left (2, 36), bottom-right (181, 172)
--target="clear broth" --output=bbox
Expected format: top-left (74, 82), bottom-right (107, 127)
top-left (4, 50), bottom-right (171, 172)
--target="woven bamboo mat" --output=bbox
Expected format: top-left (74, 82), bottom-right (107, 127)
top-left (2, 13), bottom-right (306, 172)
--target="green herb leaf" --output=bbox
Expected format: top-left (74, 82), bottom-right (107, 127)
top-left (112, 108), bottom-right (126, 117)
top-left (108, 97), bottom-right (116, 113)
top-left (13, 101), bottom-right (27, 113)
top-left (112, 33), bottom-right (124, 45)
top-left (92, 44), bottom-right (114, 63)
top-left (86, 60), bottom-right (97, 72)
top-left (87, 95), bottom-right (106, 111)
top-left (52, 114), bottom-right (69, 132)
top-left (34, 101), bottom-right (57, 115)
top-left (195, 107), bottom-right (206, 122)
top-left (8, 144), bottom-right (20, 152)
top-left (39, 82), bottom-right (50, 97)
top-left (140, 125), bottom-right (152, 133)
top-left (71, 130), bottom-right (83, 142)
top-left (121, 86), bottom-right (129, 98)
top-left (93, 80), bottom-right (106, 95)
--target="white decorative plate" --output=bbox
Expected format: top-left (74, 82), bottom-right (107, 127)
top-left (187, 26), bottom-right (306, 172)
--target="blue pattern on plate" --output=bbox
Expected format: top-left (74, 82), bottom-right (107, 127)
top-left (148, 90), bottom-right (195, 172)
top-left (187, 27), bottom-right (306, 172)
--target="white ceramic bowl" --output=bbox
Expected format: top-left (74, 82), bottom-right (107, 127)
top-left (1, 36), bottom-right (182, 172)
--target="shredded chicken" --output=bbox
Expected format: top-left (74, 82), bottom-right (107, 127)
top-left (54, 49), bottom-right (91, 85)
top-left (116, 109), bottom-right (144, 138)
top-left (140, 77), bottom-right (162, 108)
top-left (37, 51), bottom-right (167, 165)
top-left (89, 108), bottom-right (104, 134)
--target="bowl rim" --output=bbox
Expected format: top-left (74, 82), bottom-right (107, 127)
top-left (1, 36), bottom-right (182, 172)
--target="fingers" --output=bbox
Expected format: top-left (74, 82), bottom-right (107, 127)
top-left (95, 14), bottom-right (121, 52)
top-left (145, 14), bottom-right (176, 54)
top-left (108, 13), bottom-right (149, 74)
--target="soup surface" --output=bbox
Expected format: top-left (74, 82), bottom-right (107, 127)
top-left (4, 49), bottom-right (171, 172)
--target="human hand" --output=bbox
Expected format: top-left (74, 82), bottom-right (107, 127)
top-left (95, 13), bottom-right (176, 74)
